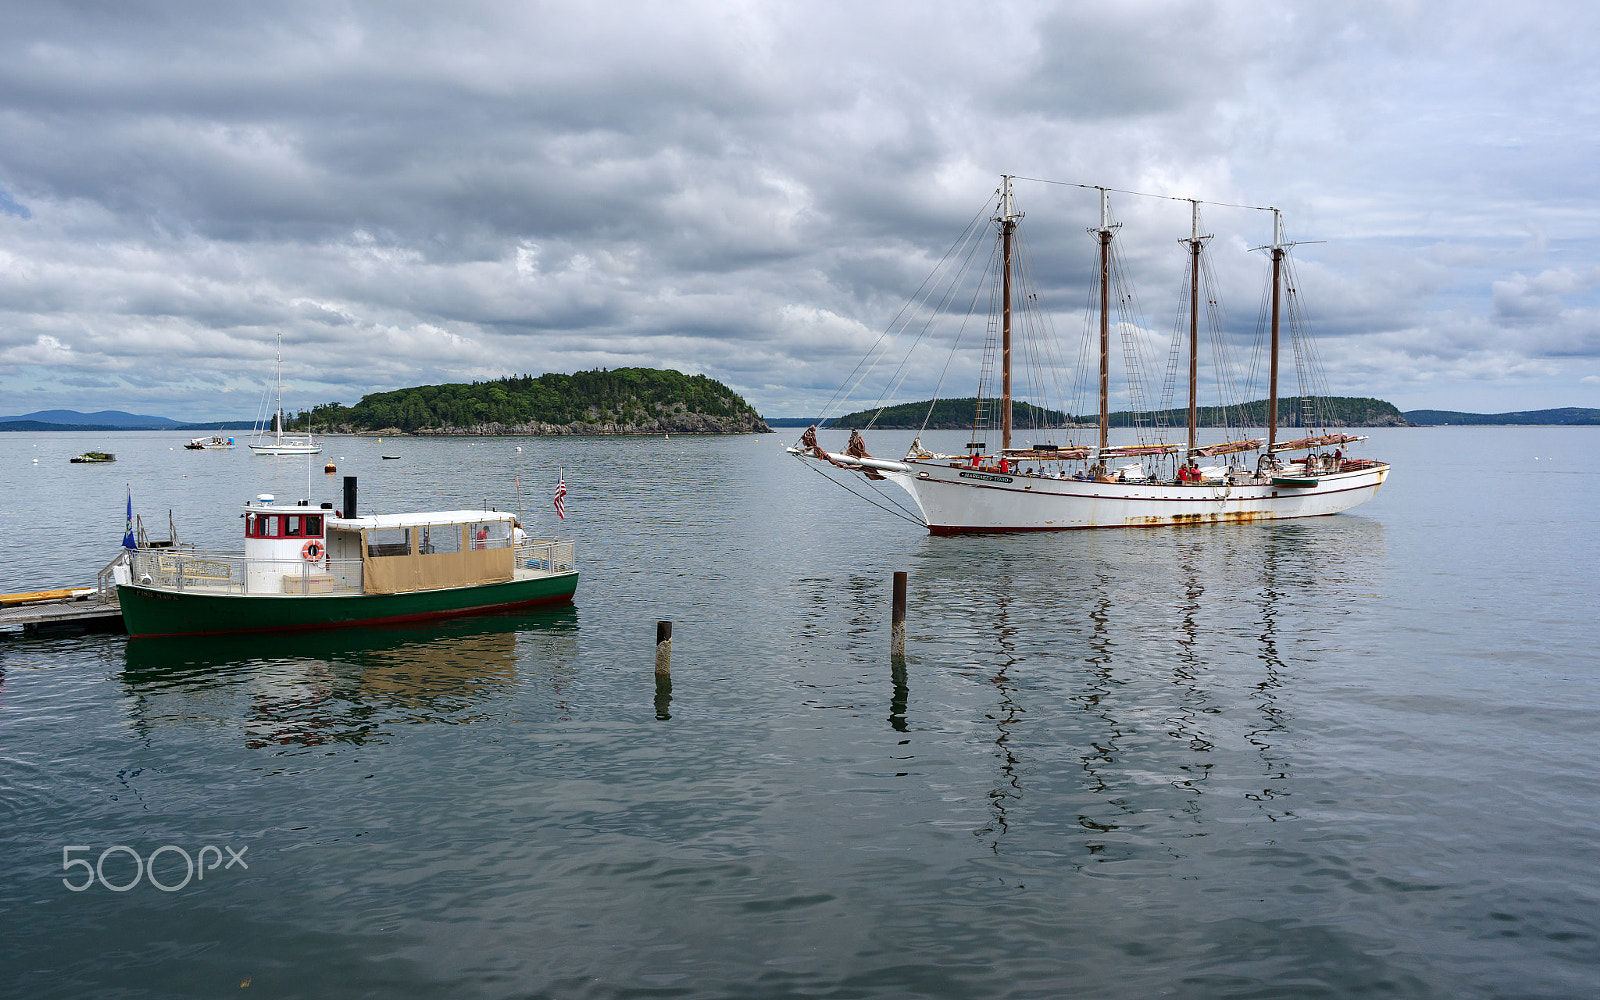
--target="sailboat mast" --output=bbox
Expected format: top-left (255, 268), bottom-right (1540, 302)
top-left (1000, 177), bottom-right (1016, 453)
top-left (1186, 201), bottom-right (1202, 452)
top-left (1093, 189), bottom-right (1115, 453)
top-left (275, 331), bottom-right (284, 442)
top-left (1268, 210), bottom-right (1282, 452)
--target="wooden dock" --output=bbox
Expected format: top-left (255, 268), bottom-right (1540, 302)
top-left (0, 590), bottom-right (125, 637)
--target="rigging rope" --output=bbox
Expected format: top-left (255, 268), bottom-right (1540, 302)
top-left (1010, 175), bottom-right (1278, 216)
top-left (815, 195), bottom-right (996, 429)
top-left (794, 457), bottom-right (927, 527)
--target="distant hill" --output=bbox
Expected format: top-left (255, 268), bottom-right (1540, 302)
top-left (829, 396), bottom-right (1410, 429)
top-left (0, 408), bottom-right (184, 428)
top-left (1404, 407), bottom-right (1600, 426)
top-left (299, 367), bottom-right (771, 435)
top-left (0, 411), bottom-right (255, 432)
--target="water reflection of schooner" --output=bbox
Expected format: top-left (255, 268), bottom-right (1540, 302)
top-left (791, 176), bottom-right (1389, 532)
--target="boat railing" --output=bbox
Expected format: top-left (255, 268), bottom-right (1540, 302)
top-left (126, 549), bottom-right (365, 596)
top-left (516, 541), bottom-right (576, 574)
top-left (96, 550), bottom-right (131, 602)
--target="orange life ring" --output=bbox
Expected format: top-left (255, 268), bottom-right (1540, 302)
top-left (301, 540), bottom-right (324, 561)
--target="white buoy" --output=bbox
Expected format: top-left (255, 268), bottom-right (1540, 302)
top-left (516, 446), bottom-right (522, 453)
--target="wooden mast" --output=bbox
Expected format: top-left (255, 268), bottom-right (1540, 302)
top-left (1092, 188), bottom-right (1117, 455)
top-left (1184, 200), bottom-right (1210, 453)
top-left (1268, 209), bottom-right (1282, 453)
top-left (1000, 176), bottom-right (1016, 453)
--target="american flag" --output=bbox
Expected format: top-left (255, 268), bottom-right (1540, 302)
top-left (552, 477), bottom-right (567, 520)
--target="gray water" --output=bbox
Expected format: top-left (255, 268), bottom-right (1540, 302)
top-left (1, 427), bottom-right (1597, 998)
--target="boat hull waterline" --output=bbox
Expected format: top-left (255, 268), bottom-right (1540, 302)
top-left (117, 572), bottom-right (578, 638)
top-left (884, 461), bottom-right (1388, 533)
top-left (247, 442), bottom-right (321, 456)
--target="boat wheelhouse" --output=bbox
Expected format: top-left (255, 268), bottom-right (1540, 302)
top-left (114, 483), bottom-right (576, 637)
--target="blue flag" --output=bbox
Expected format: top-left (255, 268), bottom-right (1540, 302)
top-left (122, 488), bottom-right (136, 549)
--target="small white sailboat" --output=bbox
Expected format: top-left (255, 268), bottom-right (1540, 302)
top-left (248, 332), bottom-right (321, 456)
top-left (792, 176), bottom-right (1389, 532)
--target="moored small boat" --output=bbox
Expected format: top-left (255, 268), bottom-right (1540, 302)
top-left (248, 331), bottom-right (321, 456)
top-left (70, 451), bottom-right (115, 463)
top-left (113, 478), bottom-right (577, 637)
top-left (185, 434), bottom-right (235, 450)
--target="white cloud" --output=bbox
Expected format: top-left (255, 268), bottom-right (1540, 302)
top-left (2, 1), bottom-right (1600, 418)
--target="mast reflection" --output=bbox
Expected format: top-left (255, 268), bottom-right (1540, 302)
top-left (974, 588), bottom-right (1025, 855)
top-left (932, 518), bottom-right (1384, 856)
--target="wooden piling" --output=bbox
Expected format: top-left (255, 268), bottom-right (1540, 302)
top-left (655, 620), bottom-right (672, 676)
top-left (654, 620), bottom-right (673, 719)
top-left (891, 571), bottom-right (907, 658)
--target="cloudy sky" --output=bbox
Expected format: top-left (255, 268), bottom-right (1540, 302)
top-left (2, 0), bottom-right (1598, 422)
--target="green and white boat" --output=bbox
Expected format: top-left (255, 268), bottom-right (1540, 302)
top-left (114, 483), bottom-right (576, 638)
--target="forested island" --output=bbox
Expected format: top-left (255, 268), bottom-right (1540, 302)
top-left (822, 396), bottom-right (1411, 430)
top-left (293, 368), bottom-right (771, 435)
top-left (1403, 407), bottom-right (1600, 425)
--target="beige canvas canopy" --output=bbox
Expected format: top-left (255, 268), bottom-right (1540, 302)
top-left (328, 512), bottom-right (516, 595)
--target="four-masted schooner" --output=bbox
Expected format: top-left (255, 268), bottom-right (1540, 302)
top-left (791, 176), bottom-right (1388, 532)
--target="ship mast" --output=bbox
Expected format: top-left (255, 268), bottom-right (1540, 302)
top-left (1090, 189), bottom-right (1120, 454)
top-left (1183, 201), bottom-right (1212, 453)
top-left (999, 176), bottom-right (1020, 453)
top-left (274, 330), bottom-right (284, 443)
top-left (1267, 210), bottom-right (1283, 452)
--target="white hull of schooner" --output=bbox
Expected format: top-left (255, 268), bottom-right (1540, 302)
top-left (882, 461), bottom-right (1388, 533)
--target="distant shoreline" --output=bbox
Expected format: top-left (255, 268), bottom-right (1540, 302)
top-left (0, 424), bottom-right (770, 436)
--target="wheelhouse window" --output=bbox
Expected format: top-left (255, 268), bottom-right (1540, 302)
top-left (245, 512), bottom-right (326, 539)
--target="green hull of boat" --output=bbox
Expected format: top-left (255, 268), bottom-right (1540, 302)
top-left (1271, 476), bottom-right (1320, 488)
top-left (117, 572), bottom-right (578, 638)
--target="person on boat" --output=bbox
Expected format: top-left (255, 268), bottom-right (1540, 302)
top-left (998, 457), bottom-right (1010, 474)
top-left (474, 526), bottom-right (489, 549)
top-left (512, 520), bottom-right (527, 546)
top-left (1333, 448), bottom-right (1343, 470)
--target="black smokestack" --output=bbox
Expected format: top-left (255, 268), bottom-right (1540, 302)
top-left (343, 476), bottom-right (358, 519)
